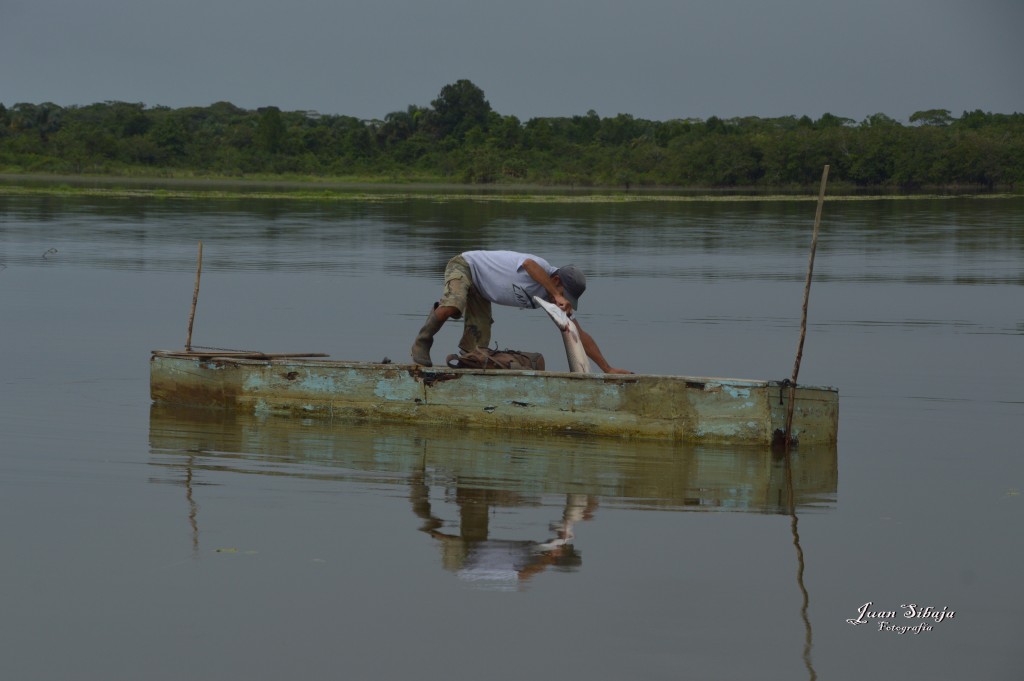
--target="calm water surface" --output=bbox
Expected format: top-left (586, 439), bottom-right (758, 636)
top-left (1, 192), bottom-right (1021, 680)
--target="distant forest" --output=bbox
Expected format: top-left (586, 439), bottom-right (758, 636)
top-left (2, 80), bottom-right (1022, 190)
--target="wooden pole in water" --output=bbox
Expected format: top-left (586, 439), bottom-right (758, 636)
top-left (785, 165), bottom-right (829, 447)
top-left (185, 240), bottom-right (203, 352)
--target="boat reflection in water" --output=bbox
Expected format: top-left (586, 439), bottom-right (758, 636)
top-left (148, 404), bottom-right (837, 582)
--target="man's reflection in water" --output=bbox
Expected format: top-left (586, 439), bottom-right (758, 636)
top-left (411, 474), bottom-right (597, 589)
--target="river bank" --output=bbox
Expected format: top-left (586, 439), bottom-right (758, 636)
top-left (1, 172), bottom-right (1017, 203)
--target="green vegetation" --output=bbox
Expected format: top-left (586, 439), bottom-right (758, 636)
top-left (2, 80), bottom-right (1022, 191)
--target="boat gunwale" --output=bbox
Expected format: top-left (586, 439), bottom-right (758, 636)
top-left (150, 351), bottom-right (838, 394)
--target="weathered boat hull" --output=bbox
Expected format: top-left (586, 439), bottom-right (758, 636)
top-left (149, 353), bottom-right (839, 446)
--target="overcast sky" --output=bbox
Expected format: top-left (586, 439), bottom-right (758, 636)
top-left (2, 0), bottom-right (1022, 123)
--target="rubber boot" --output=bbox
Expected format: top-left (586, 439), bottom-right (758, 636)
top-left (411, 304), bottom-right (445, 366)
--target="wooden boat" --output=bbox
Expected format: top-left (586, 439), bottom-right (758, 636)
top-left (150, 350), bottom-right (839, 446)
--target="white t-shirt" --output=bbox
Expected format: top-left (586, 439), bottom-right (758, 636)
top-left (462, 250), bottom-right (556, 309)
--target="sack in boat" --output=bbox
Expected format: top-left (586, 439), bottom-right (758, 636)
top-left (446, 347), bottom-right (546, 371)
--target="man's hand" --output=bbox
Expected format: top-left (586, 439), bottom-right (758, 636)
top-left (553, 292), bottom-right (572, 314)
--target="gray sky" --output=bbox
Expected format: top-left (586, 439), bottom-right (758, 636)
top-left (2, 0), bottom-right (1022, 122)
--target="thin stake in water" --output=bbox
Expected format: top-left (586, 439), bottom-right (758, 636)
top-left (186, 241), bottom-right (203, 352)
top-left (785, 165), bottom-right (829, 447)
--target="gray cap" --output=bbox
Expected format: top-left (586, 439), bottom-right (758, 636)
top-left (554, 265), bottom-right (586, 311)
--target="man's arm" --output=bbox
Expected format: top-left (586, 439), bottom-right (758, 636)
top-left (575, 319), bottom-right (632, 374)
top-left (521, 258), bottom-right (572, 313)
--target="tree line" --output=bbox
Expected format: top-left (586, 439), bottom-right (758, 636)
top-left (2, 80), bottom-right (1022, 190)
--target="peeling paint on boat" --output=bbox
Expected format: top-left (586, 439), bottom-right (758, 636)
top-left (723, 384), bottom-right (752, 400)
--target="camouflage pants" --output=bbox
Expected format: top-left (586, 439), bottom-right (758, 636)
top-left (438, 255), bottom-right (494, 352)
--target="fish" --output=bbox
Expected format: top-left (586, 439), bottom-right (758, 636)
top-left (533, 296), bottom-right (591, 373)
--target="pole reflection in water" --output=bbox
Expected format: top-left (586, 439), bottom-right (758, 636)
top-left (148, 404), bottom-right (837, 592)
top-left (784, 446), bottom-right (817, 681)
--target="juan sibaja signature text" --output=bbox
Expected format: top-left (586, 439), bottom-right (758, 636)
top-left (846, 602), bottom-right (955, 634)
